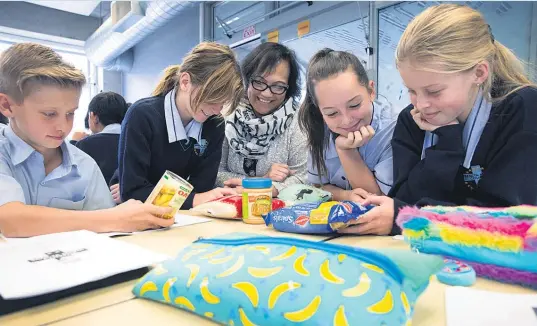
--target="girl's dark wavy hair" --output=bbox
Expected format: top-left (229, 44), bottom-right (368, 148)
top-left (298, 48), bottom-right (371, 182)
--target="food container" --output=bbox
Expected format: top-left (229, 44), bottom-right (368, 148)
top-left (145, 170), bottom-right (193, 219)
top-left (242, 178), bottom-right (272, 224)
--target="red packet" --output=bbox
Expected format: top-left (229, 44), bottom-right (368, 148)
top-left (191, 195), bottom-right (285, 219)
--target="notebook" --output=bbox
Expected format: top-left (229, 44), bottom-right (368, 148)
top-left (0, 230), bottom-right (168, 300)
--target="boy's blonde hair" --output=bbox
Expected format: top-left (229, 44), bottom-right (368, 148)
top-left (152, 42), bottom-right (243, 115)
top-left (0, 43), bottom-right (86, 103)
top-left (396, 4), bottom-right (534, 100)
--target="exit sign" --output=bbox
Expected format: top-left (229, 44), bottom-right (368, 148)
top-left (243, 25), bottom-right (256, 39)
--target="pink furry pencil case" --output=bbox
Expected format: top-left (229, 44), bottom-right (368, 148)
top-left (396, 205), bottom-right (537, 288)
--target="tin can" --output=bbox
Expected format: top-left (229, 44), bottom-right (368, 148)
top-left (242, 178), bottom-right (273, 224)
top-left (145, 170), bottom-right (193, 219)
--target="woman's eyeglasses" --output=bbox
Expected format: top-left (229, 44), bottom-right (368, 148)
top-left (250, 79), bottom-right (289, 95)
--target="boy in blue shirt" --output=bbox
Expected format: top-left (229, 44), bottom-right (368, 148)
top-left (0, 43), bottom-right (173, 237)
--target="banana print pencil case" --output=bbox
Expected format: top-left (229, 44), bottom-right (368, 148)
top-left (132, 233), bottom-right (443, 325)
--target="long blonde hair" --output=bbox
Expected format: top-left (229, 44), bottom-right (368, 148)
top-left (152, 42), bottom-right (243, 114)
top-left (396, 4), bottom-right (534, 101)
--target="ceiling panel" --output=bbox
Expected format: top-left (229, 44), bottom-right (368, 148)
top-left (24, 1), bottom-right (101, 16)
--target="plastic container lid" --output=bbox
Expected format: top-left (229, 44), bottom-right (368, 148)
top-left (242, 178), bottom-right (272, 189)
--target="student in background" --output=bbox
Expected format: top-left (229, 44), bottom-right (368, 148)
top-left (114, 42), bottom-right (243, 208)
top-left (216, 42), bottom-right (307, 197)
top-left (299, 49), bottom-right (396, 201)
top-left (69, 110), bottom-right (92, 144)
top-left (0, 43), bottom-right (174, 237)
top-left (76, 92), bottom-right (128, 184)
top-left (340, 4), bottom-right (537, 236)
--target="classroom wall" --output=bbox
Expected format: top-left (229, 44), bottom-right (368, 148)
top-left (0, 2), bottom-right (100, 41)
top-left (122, 5), bottom-right (200, 103)
top-left (377, 1), bottom-right (536, 111)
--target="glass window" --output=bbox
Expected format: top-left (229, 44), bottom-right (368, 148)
top-left (0, 41), bottom-right (10, 52)
top-left (283, 17), bottom-right (371, 102)
top-left (232, 38), bottom-right (262, 62)
top-left (59, 51), bottom-right (91, 138)
top-left (377, 1), bottom-right (535, 112)
top-left (213, 1), bottom-right (266, 40)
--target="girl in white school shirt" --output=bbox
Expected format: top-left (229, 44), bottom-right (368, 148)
top-left (341, 4), bottom-right (537, 236)
top-left (298, 49), bottom-right (396, 202)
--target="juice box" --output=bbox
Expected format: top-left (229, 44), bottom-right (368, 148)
top-left (145, 171), bottom-right (193, 219)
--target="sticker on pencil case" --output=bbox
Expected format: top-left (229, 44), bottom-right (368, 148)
top-left (436, 259), bottom-right (476, 287)
top-left (145, 170), bottom-right (193, 219)
top-left (263, 201), bottom-right (373, 234)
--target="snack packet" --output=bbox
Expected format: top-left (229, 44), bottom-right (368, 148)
top-left (263, 201), bottom-right (372, 234)
top-left (191, 195), bottom-right (286, 219)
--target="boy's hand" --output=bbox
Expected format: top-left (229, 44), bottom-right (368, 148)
top-left (112, 199), bottom-right (175, 232)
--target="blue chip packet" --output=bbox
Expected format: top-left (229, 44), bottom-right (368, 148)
top-left (263, 201), bottom-right (373, 234)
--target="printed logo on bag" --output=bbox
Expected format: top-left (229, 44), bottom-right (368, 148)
top-left (28, 248), bottom-right (88, 263)
top-left (295, 215), bottom-right (310, 226)
top-left (341, 202), bottom-right (353, 213)
top-left (194, 139), bottom-right (208, 156)
top-left (295, 188), bottom-right (313, 200)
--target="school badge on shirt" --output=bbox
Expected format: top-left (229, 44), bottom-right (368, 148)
top-left (463, 165), bottom-right (484, 190)
top-left (194, 139), bottom-right (208, 156)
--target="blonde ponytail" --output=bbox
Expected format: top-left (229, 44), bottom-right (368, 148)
top-left (396, 4), bottom-right (535, 101)
top-left (152, 65), bottom-right (181, 97)
top-left (149, 42), bottom-right (243, 113)
top-left (491, 42), bottom-right (533, 99)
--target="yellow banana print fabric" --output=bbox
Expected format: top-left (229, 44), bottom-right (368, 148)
top-left (133, 237), bottom-right (425, 325)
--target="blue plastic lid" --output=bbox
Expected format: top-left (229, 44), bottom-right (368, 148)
top-left (242, 178), bottom-right (272, 189)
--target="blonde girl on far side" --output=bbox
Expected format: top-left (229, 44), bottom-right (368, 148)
top-left (340, 4), bottom-right (537, 236)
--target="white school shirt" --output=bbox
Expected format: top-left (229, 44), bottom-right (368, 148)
top-left (0, 125), bottom-right (115, 210)
top-left (164, 87), bottom-right (202, 144)
top-left (307, 99), bottom-right (396, 194)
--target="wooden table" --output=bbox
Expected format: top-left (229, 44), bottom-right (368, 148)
top-left (3, 225), bottom-right (536, 326)
top-left (0, 218), bottom-right (331, 326)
